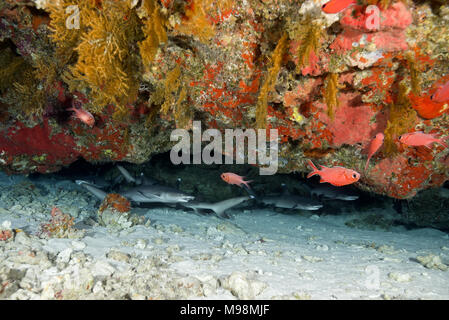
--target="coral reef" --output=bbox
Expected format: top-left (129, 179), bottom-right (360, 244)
top-left (383, 82), bottom-right (418, 156)
top-left (290, 15), bottom-right (324, 75)
top-left (174, 0), bottom-right (215, 43)
top-left (256, 33), bottom-right (288, 129)
top-left (323, 73), bottom-right (340, 119)
top-left (67, 0), bottom-right (141, 112)
top-left (38, 207), bottom-right (84, 239)
top-left (0, 221), bottom-right (13, 242)
top-left (99, 193), bottom-right (131, 214)
top-left (138, 0), bottom-right (168, 71)
top-left (0, 0), bottom-right (448, 199)
top-left (97, 193), bottom-right (145, 231)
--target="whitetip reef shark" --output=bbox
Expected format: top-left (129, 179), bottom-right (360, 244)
top-left (259, 195), bottom-right (323, 210)
top-left (121, 185), bottom-right (194, 204)
top-left (258, 184), bottom-right (323, 211)
top-left (310, 185), bottom-right (359, 201)
top-left (76, 180), bottom-right (194, 204)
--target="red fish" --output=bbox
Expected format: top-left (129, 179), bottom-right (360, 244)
top-left (307, 160), bottom-right (360, 187)
top-left (409, 93), bottom-right (447, 120)
top-left (322, 0), bottom-right (357, 14)
top-left (221, 172), bottom-right (252, 189)
top-left (365, 133), bottom-right (384, 171)
top-left (431, 80), bottom-right (449, 103)
top-left (398, 131), bottom-right (448, 149)
top-left (68, 107), bottom-right (95, 127)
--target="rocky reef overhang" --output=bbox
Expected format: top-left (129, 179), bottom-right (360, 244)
top-left (0, 0), bottom-right (448, 199)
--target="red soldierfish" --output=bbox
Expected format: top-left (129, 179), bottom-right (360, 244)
top-left (365, 133), bottom-right (384, 171)
top-left (431, 80), bottom-right (449, 102)
top-left (221, 173), bottom-right (252, 189)
top-left (68, 107), bottom-right (95, 127)
top-left (398, 131), bottom-right (448, 149)
top-left (307, 160), bottom-right (360, 187)
top-left (321, 0), bottom-right (357, 14)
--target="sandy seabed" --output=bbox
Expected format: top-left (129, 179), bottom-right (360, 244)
top-left (0, 172), bottom-right (448, 300)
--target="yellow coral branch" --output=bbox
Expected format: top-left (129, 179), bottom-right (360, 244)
top-left (293, 17), bottom-right (323, 74)
top-left (154, 65), bottom-right (190, 128)
top-left (256, 33), bottom-right (288, 129)
top-left (138, 0), bottom-right (168, 70)
top-left (64, 0), bottom-right (141, 112)
top-left (383, 82), bottom-right (417, 155)
top-left (160, 66), bottom-right (182, 114)
top-left (405, 52), bottom-right (421, 96)
top-left (324, 73), bottom-right (341, 120)
top-left (175, 0), bottom-right (215, 43)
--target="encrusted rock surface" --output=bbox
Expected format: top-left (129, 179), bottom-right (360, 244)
top-left (0, 0), bottom-right (448, 199)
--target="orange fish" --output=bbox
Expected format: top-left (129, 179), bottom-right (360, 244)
top-left (221, 172), bottom-right (252, 189)
top-left (68, 107), bottom-right (95, 127)
top-left (409, 93), bottom-right (447, 120)
top-left (365, 133), bottom-right (384, 171)
top-left (431, 80), bottom-right (449, 103)
top-left (322, 0), bottom-right (357, 14)
top-left (398, 131), bottom-right (448, 149)
top-left (307, 160), bottom-right (360, 187)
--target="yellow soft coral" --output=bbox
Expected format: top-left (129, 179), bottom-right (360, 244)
top-left (0, 48), bottom-right (27, 94)
top-left (383, 82), bottom-right (417, 155)
top-left (324, 73), bottom-right (341, 120)
top-left (156, 65), bottom-right (190, 128)
top-left (291, 16), bottom-right (323, 74)
top-left (47, 0), bottom-right (95, 55)
top-left (175, 0), bottom-right (215, 43)
top-left (67, 0), bottom-right (141, 112)
top-left (138, 0), bottom-right (168, 71)
top-left (11, 69), bottom-right (46, 118)
top-left (405, 51), bottom-right (421, 96)
top-left (47, 0), bottom-right (143, 115)
top-left (174, 86), bottom-right (191, 129)
top-left (256, 33), bottom-right (288, 129)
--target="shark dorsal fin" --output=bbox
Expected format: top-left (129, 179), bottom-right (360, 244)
top-left (117, 164), bottom-right (136, 183)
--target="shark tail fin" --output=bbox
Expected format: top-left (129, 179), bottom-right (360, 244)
top-left (77, 181), bottom-right (107, 201)
top-left (207, 203), bottom-right (230, 219)
top-left (241, 184), bottom-right (257, 199)
top-left (117, 165), bottom-right (136, 183)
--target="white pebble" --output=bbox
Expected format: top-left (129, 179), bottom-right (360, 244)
top-left (388, 272), bottom-right (412, 283)
top-left (134, 239), bottom-right (147, 249)
top-left (71, 240), bottom-right (86, 250)
top-left (56, 248), bottom-right (73, 264)
top-left (91, 260), bottom-right (116, 278)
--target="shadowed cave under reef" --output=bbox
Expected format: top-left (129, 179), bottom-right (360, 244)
top-left (26, 153), bottom-right (449, 232)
